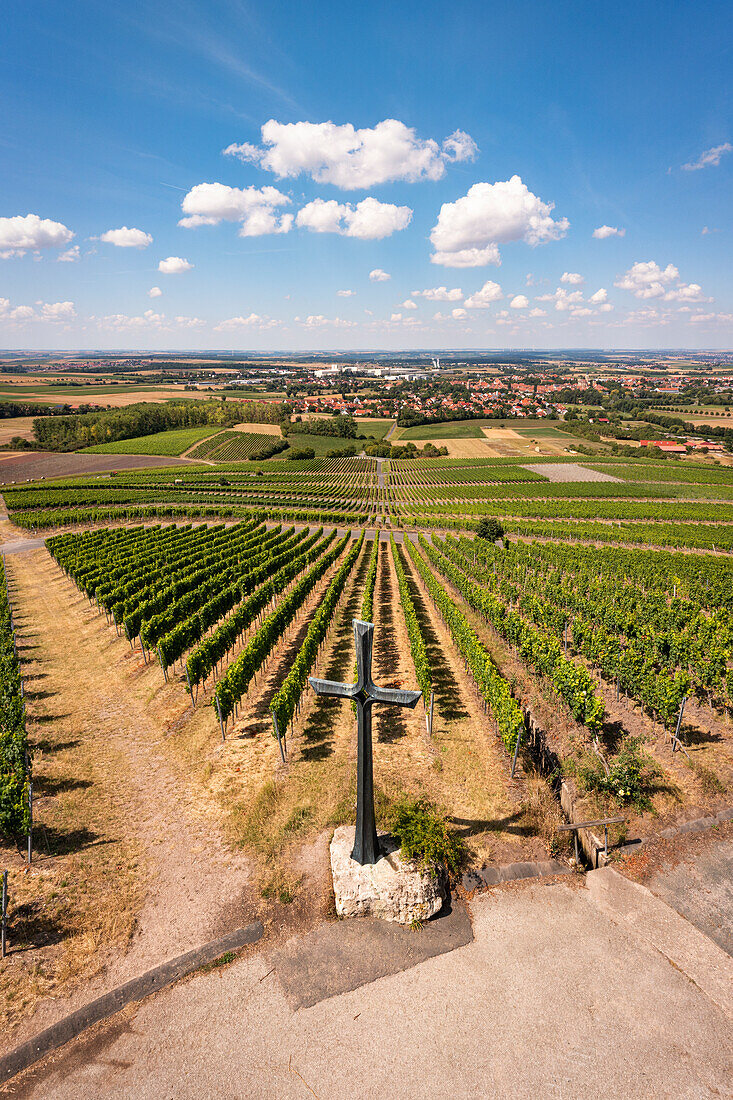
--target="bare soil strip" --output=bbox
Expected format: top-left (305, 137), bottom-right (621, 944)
top-left (0, 549), bottom-right (250, 1047)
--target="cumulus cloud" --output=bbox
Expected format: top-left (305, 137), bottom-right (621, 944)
top-left (41, 301), bottom-right (76, 321)
top-left (369, 268), bottom-right (390, 282)
top-left (99, 227), bottom-right (152, 249)
top-left (411, 286), bottom-right (463, 301)
top-left (158, 256), bottom-right (193, 274)
top-left (179, 182), bottom-right (292, 236)
top-left (536, 287), bottom-right (584, 311)
top-left (614, 261), bottom-right (706, 302)
top-left (464, 280), bottom-right (503, 308)
top-left (215, 313), bottom-right (279, 330)
top-left (0, 213), bottom-right (74, 258)
top-left (430, 176), bottom-right (568, 267)
top-left (223, 119), bottom-right (477, 189)
top-left (451, 307), bottom-right (468, 320)
top-left (8, 305), bottom-right (35, 321)
top-left (174, 316), bottom-right (205, 328)
top-left (401, 299), bottom-right (418, 310)
top-left (295, 196), bottom-right (411, 239)
top-left (688, 311), bottom-right (733, 324)
top-left (593, 224), bottom-right (625, 239)
top-left (337, 289), bottom-right (355, 297)
top-left (58, 245), bottom-right (81, 263)
top-left (0, 298), bottom-right (76, 323)
top-left (529, 307), bottom-right (546, 318)
top-left (560, 271), bottom-right (583, 285)
top-left (682, 143), bottom-right (732, 171)
top-left (510, 294), bottom-right (529, 309)
top-left (298, 314), bottom-right (355, 328)
top-left (589, 288), bottom-right (608, 303)
top-left (148, 286), bottom-right (162, 298)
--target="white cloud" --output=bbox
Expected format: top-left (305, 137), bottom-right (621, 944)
top-left (215, 313), bottom-right (279, 330)
top-left (58, 245), bottom-right (81, 263)
top-left (593, 225), bottom-right (625, 239)
top-left (589, 288), bottom-right (608, 304)
top-left (369, 268), bottom-right (390, 282)
top-left (158, 256), bottom-right (193, 274)
top-left (451, 307), bottom-right (468, 320)
top-left (296, 196), bottom-right (411, 239)
top-left (430, 176), bottom-right (568, 267)
top-left (179, 182), bottom-right (292, 236)
top-left (148, 286), bottom-right (162, 298)
top-left (664, 283), bottom-right (706, 302)
top-left (614, 260), bottom-right (706, 303)
top-left (571, 306), bottom-right (593, 317)
top-left (682, 143), bottom-right (732, 171)
top-left (99, 227), bottom-right (152, 249)
top-left (536, 287), bottom-right (584, 311)
top-left (401, 299), bottom-right (418, 310)
top-left (337, 289), bottom-right (355, 297)
top-left (614, 261), bottom-right (678, 298)
top-left (688, 311), bottom-right (733, 324)
top-left (529, 307), bottom-right (546, 318)
top-left (223, 119), bottom-right (477, 189)
top-left (0, 298), bottom-right (8, 315)
top-left (41, 300), bottom-right (76, 321)
top-left (510, 294), bottom-right (529, 309)
top-left (174, 316), bottom-right (206, 328)
top-left (411, 286), bottom-right (463, 301)
top-left (8, 305), bottom-right (35, 321)
top-left (560, 271), bottom-right (583, 285)
top-left (598, 303), bottom-right (613, 312)
top-left (463, 280), bottom-right (503, 309)
top-left (0, 214), bottom-right (74, 258)
top-left (299, 314), bottom-right (355, 328)
top-left (390, 313), bottom-right (402, 322)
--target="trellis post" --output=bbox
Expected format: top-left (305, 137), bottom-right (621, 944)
top-left (0, 870), bottom-right (7, 958)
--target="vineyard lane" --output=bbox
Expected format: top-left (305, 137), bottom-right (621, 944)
top-left (10, 866), bottom-right (733, 1099)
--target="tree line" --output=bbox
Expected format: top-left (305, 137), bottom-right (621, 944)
top-left (32, 399), bottom-right (286, 452)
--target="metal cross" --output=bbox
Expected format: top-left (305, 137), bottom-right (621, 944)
top-left (309, 619), bottom-right (422, 865)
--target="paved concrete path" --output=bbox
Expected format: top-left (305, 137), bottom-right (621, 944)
top-left (8, 869), bottom-right (732, 1099)
top-left (645, 836), bottom-right (733, 957)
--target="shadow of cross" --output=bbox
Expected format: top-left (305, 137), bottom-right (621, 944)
top-left (309, 619), bottom-right (422, 865)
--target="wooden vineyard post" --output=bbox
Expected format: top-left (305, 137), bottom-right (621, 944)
top-left (1, 869), bottom-right (7, 958)
top-left (671, 696), bottom-right (690, 758)
top-left (27, 776), bottom-right (33, 866)
top-left (510, 723), bottom-right (523, 779)
top-left (215, 697), bottom-right (226, 742)
top-left (157, 646), bottom-right (168, 682)
top-left (272, 713), bottom-right (286, 763)
top-left (184, 666), bottom-right (195, 706)
top-left (425, 689), bottom-right (435, 738)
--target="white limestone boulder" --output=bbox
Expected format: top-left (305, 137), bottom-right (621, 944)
top-left (330, 826), bottom-right (446, 925)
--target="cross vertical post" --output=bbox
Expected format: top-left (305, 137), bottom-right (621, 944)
top-left (309, 619), bottom-right (422, 865)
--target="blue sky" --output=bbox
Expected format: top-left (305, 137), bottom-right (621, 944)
top-left (2, 0), bottom-right (732, 350)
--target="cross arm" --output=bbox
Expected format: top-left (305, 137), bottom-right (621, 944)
top-left (308, 676), bottom-right (357, 700)
top-left (369, 685), bottom-right (423, 709)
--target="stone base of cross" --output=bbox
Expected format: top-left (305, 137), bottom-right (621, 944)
top-left (309, 619), bottom-right (422, 865)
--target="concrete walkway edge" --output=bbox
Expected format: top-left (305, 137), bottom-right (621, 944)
top-left (586, 867), bottom-right (733, 1019)
top-left (0, 921), bottom-right (263, 1086)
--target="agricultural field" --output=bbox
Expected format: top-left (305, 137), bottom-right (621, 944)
top-left (395, 418), bottom-right (585, 458)
top-left (81, 426), bottom-right (220, 456)
top-left (1, 446), bottom-right (733, 1040)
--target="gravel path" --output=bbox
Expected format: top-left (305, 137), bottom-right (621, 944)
top-left (522, 462), bottom-right (622, 482)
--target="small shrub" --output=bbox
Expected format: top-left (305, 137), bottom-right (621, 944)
top-left (387, 795), bottom-right (465, 872)
top-left (476, 516), bottom-right (504, 542)
top-left (577, 737), bottom-right (660, 811)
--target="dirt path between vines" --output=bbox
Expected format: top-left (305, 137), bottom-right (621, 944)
top-left (0, 549), bottom-right (251, 1049)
